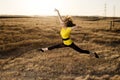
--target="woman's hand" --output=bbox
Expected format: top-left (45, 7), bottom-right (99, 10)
top-left (71, 25), bottom-right (82, 30)
top-left (54, 8), bottom-right (59, 12)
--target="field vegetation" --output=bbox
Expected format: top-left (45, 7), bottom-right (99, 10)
top-left (0, 16), bottom-right (120, 80)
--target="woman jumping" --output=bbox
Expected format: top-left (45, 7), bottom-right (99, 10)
top-left (38, 9), bottom-right (99, 58)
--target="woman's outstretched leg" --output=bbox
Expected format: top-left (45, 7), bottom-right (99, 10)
top-left (38, 43), bottom-right (65, 52)
top-left (48, 43), bottom-right (65, 50)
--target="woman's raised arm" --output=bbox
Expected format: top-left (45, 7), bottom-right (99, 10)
top-left (54, 9), bottom-right (64, 24)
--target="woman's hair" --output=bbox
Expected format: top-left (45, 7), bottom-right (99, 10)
top-left (63, 16), bottom-right (76, 27)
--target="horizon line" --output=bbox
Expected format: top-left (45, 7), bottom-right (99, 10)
top-left (0, 14), bottom-right (120, 18)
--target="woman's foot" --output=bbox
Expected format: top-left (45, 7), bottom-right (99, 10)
top-left (38, 48), bottom-right (48, 52)
top-left (90, 52), bottom-right (99, 58)
top-left (38, 48), bottom-right (44, 52)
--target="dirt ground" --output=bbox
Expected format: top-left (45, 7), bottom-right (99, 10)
top-left (0, 16), bottom-right (120, 80)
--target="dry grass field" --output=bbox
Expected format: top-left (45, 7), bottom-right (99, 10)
top-left (0, 16), bottom-right (120, 80)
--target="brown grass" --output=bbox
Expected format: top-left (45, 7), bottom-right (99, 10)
top-left (0, 16), bottom-right (120, 80)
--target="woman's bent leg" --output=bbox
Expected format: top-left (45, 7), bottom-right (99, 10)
top-left (69, 43), bottom-right (99, 58)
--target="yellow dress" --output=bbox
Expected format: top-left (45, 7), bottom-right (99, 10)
top-left (60, 27), bottom-right (73, 45)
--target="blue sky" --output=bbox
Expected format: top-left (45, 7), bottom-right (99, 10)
top-left (0, 0), bottom-right (120, 17)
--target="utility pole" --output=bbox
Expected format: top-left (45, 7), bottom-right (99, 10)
top-left (113, 5), bottom-right (116, 18)
top-left (104, 3), bottom-right (107, 18)
top-left (110, 5), bottom-right (116, 31)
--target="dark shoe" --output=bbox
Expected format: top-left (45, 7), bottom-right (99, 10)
top-left (90, 52), bottom-right (99, 58)
top-left (94, 52), bottom-right (99, 58)
top-left (38, 48), bottom-right (44, 52)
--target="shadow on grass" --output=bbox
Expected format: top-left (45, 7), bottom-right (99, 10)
top-left (92, 29), bottom-right (120, 33)
top-left (0, 41), bottom-right (50, 59)
top-left (0, 42), bottom-right (50, 69)
top-left (92, 40), bottom-right (120, 47)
